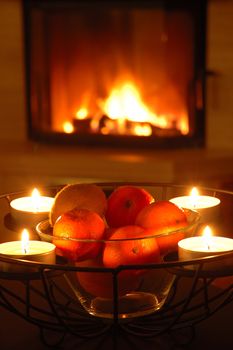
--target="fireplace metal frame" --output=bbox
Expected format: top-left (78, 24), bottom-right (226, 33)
top-left (23, 0), bottom-right (207, 149)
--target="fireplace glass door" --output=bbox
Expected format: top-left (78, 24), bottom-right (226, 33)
top-left (23, 0), bottom-right (206, 148)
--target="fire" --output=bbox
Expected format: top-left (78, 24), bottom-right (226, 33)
top-left (178, 115), bottom-right (189, 135)
top-left (133, 123), bottom-right (152, 136)
top-left (202, 225), bottom-right (213, 251)
top-left (21, 229), bottom-right (29, 254)
top-left (76, 107), bottom-right (88, 120)
top-left (63, 121), bottom-right (74, 133)
top-left (69, 81), bottom-right (189, 137)
top-left (101, 82), bottom-right (169, 129)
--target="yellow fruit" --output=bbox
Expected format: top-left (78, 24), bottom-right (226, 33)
top-left (49, 183), bottom-right (107, 226)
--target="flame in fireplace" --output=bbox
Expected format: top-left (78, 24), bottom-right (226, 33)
top-left (67, 81), bottom-right (189, 137)
top-left (101, 82), bottom-right (168, 129)
top-left (98, 81), bottom-right (188, 136)
top-left (63, 121), bottom-right (74, 133)
top-left (76, 108), bottom-right (88, 120)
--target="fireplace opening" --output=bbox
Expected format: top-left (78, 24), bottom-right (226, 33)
top-left (23, 0), bottom-right (207, 149)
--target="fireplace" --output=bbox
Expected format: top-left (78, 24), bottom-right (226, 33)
top-left (23, 0), bottom-right (207, 149)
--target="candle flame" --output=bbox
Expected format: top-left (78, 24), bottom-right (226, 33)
top-left (31, 188), bottom-right (40, 199)
top-left (202, 225), bottom-right (212, 251)
top-left (21, 229), bottom-right (29, 254)
top-left (31, 188), bottom-right (40, 212)
top-left (190, 187), bottom-right (199, 209)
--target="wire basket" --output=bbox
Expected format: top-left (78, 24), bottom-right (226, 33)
top-left (0, 182), bottom-right (233, 348)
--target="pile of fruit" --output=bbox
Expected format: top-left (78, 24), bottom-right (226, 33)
top-left (50, 183), bottom-right (188, 263)
top-left (49, 183), bottom-right (189, 298)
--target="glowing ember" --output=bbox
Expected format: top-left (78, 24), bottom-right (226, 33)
top-left (76, 108), bottom-right (88, 120)
top-left (133, 123), bottom-right (152, 136)
top-left (63, 121), bottom-right (74, 133)
top-left (178, 115), bottom-right (189, 135)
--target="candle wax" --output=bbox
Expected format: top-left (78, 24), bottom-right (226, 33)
top-left (178, 236), bottom-right (233, 253)
top-left (10, 196), bottom-right (54, 227)
top-left (170, 195), bottom-right (220, 225)
top-left (0, 241), bottom-right (55, 256)
top-left (10, 196), bottom-right (54, 213)
top-left (170, 195), bottom-right (220, 210)
top-left (178, 236), bottom-right (233, 272)
top-left (0, 240), bottom-right (56, 272)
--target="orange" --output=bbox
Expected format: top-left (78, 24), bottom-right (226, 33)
top-left (136, 200), bottom-right (188, 256)
top-left (76, 258), bottom-right (114, 299)
top-left (53, 208), bottom-right (106, 262)
top-left (105, 185), bottom-right (154, 228)
top-left (76, 257), bottom-right (140, 299)
top-left (103, 225), bottom-right (160, 275)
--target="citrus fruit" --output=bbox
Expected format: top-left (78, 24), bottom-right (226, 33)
top-left (49, 183), bottom-right (107, 226)
top-left (53, 207), bottom-right (106, 261)
top-left (136, 200), bottom-right (188, 255)
top-left (103, 225), bottom-right (160, 275)
top-left (105, 185), bottom-right (154, 228)
top-left (76, 257), bottom-right (140, 299)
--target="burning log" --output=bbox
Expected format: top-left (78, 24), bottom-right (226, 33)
top-left (73, 118), bottom-right (91, 134)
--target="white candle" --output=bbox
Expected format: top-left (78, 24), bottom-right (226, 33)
top-left (170, 187), bottom-right (220, 224)
top-left (178, 226), bottom-right (233, 271)
top-left (0, 229), bottom-right (56, 272)
top-left (10, 188), bottom-right (54, 227)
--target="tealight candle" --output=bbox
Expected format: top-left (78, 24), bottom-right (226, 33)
top-left (10, 188), bottom-right (54, 228)
top-left (178, 226), bottom-right (233, 271)
top-left (170, 187), bottom-right (220, 224)
top-left (0, 229), bottom-right (56, 272)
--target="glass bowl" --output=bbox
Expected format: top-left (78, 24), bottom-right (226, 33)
top-left (36, 183), bottom-right (200, 320)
